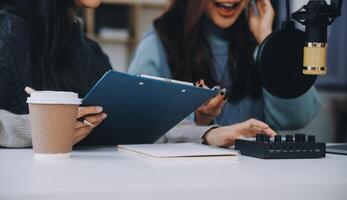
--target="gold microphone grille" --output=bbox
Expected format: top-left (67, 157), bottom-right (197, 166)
top-left (303, 43), bottom-right (328, 75)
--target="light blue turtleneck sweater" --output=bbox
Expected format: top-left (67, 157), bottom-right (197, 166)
top-left (127, 22), bottom-right (321, 142)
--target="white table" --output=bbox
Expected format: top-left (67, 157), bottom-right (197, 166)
top-left (1, 146), bottom-right (346, 200)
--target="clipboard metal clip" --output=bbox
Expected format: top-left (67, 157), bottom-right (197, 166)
top-left (137, 74), bottom-right (194, 87)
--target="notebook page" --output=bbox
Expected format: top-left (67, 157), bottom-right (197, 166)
top-left (117, 143), bottom-right (239, 158)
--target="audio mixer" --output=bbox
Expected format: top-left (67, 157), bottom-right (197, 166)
top-left (235, 134), bottom-right (325, 159)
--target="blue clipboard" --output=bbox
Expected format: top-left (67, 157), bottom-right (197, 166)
top-left (78, 70), bottom-right (218, 145)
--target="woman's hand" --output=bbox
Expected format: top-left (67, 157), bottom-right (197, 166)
top-left (248, 0), bottom-right (275, 44)
top-left (203, 118), bottom-right (277, 147)
top-left (74, 106), bottom-right (107, 145)
top-left (195, 80), bottom-right (226, 126)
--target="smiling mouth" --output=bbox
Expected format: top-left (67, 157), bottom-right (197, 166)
top-left (215, 1), bottom-right (241, 10)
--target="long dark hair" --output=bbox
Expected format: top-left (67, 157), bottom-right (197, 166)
top-left (10, 0), bottom-right (91, 95)
top-left (154, 0), bottom-right (261, 102)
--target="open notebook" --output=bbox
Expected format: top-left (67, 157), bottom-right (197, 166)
top-left (117, 143), bottom-right (240, 159)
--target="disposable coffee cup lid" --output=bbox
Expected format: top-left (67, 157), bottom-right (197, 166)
top-left (27, 91), bottom-right (81, 105)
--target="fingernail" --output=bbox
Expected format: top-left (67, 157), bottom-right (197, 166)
top-left (102, 113), bottom-right (107, 119)
top-left (220, 88), bottom-right (227, 96)
top-left (96, 106), bottom-right (103, 112)
top-left (212, 86), bottom-right (221, 91)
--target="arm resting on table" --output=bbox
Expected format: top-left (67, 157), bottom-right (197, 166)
top-left (156, 120), bottom-right (219, 144)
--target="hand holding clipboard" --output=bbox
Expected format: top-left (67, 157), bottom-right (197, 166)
top-left (79, 70), bottom-right (219, 146)
top-left (194, 79), bottom-right (227, 126)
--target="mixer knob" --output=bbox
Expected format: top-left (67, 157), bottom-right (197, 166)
top-left (256, 134), bottom-right (265, 143)
top-left (295, 134), bottom-right (306, 143)
top-left (308, 135), bottom-right (315, 143)
top-left (285, 135), bottom-right (293, 142)
top-left (264, 135), bottom-right (270, 143)
top-left (274, 135), bottom-right (282, 143)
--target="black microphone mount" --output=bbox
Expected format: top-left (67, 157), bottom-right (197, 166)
top-left (255, 0), bottom-right (343, 98)
top-left (291, 0), bottom-right (343, 75)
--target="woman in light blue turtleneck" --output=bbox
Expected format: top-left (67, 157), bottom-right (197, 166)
top-left (128, 0), bottom-right (320, 147)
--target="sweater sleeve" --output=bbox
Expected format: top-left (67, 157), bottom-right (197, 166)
top-left (0, 60), bottom-right (7, 109)
top-left (0, 12), bottom-right (31, 114)
top-left (0, 110), bottom-right (32, 148)
top-left (156, 120), bottom-right (219, 144)
top-left (0, 13), bottom-right (11, 111)
top-left (263, 87), bottom-right (321, 130)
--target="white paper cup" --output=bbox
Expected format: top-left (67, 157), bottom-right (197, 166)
top-left (27, 91), bottom-right (81, 159)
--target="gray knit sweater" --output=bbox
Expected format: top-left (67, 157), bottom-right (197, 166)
top-left (0, 109), bottom-right (31, 148)
top-left (0, 109), bottom-right (217, 148)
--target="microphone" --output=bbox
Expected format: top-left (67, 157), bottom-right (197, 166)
top-left (292, 0), bottom-right (343, 75)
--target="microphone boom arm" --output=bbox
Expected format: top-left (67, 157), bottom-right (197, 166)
top-left (292, 0), bottom-right (343, 26)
